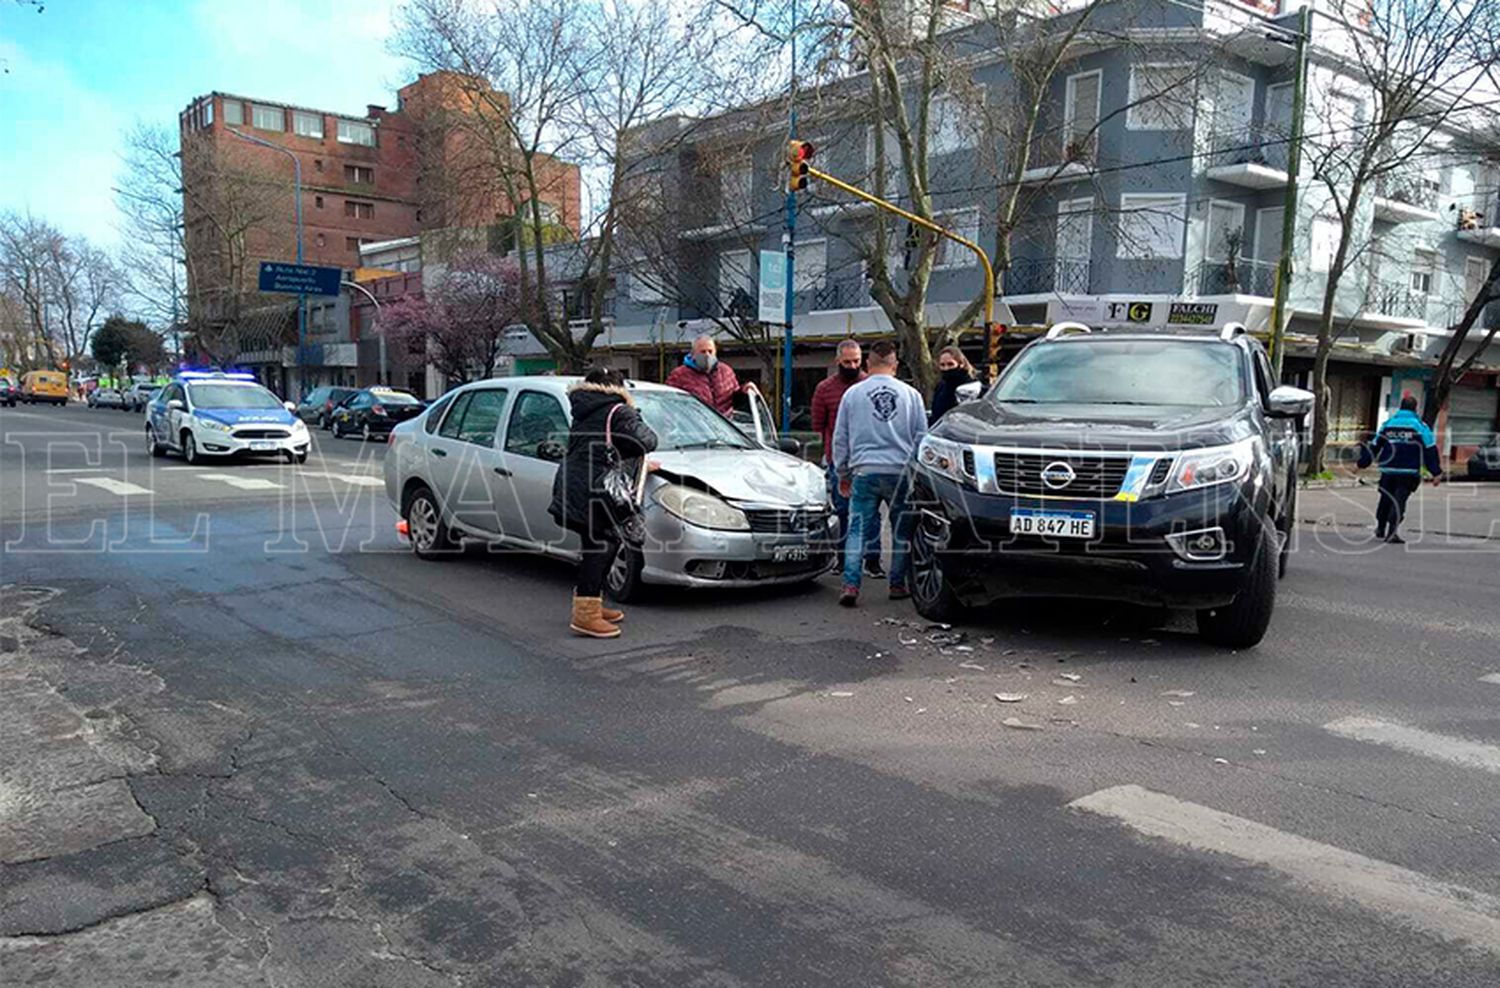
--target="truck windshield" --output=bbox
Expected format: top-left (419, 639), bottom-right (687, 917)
top-left (993, 340), bottom-right (1247, 408)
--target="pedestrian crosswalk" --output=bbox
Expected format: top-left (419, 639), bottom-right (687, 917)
top-left (1325, 715), bottom-right (1500, 775)
top-left (38, 467), bottom-right (383, 499)
top-left (72, 477), bottom-right (154, 496)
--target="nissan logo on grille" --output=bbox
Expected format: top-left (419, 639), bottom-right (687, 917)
top-left (1040, 461), bottom-right (1076, 489)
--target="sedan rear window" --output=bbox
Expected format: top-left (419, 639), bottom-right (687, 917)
top-left (993, 340), bottom-right (1247, 408)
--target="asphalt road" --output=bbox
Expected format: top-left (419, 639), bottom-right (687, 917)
top-left (3, 402), bottom-right (1499, 986)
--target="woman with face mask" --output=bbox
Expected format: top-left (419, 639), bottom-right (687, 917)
top-left (929, 346), bottom-right (975, 424)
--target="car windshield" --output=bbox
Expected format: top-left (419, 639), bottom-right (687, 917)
top-left (992, 340), bottom-right (1247, 408)
top-left (187, 383), bottom-right (284, 409)
top-left (370, 390), bottom-right (421, 405)
top-left (634, 391), bottom-right (755, 451)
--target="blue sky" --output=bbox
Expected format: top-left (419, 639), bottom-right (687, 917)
top-left (0, 0), bottom-right (410, 248)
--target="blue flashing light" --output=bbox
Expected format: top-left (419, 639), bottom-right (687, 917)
top-left (177, 370), bottom-right (258, 382)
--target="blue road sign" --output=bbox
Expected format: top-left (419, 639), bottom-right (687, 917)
top-left (258, 262), bottom-right (344, 297)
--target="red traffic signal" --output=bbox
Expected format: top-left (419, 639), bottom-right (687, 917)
top-left (787, 139), bottom-right (815, 192)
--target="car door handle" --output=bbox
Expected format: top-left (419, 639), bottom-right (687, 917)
top-left (493, 467), bottom-right (513, 477)
top-left (430, 448), bottom-right (448, 458)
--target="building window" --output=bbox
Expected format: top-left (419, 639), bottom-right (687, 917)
top-left (1127, 65), bottom-right (1194, 131)
top-left (720, 163), bottom-right (752, 222)
top-left (222, 99), bottom-right (243, 126)
top-left (344, 200), bottom-right (374, 220)
top-left (315, 195), bottom-right (324, 209)
top-left (346, 237), bottom-right (367, 253)
top-left (1206, 200), bottom-right (1246, 262)
top-left (793, 239), bottom-right (827, 292)
top-left (344, 165), bottom-right (374, 185)
top-left (933, 208), bottom-right (981, 268)
top-left (928, 94), bottom-right (977, 157)
top-left (1410, 249), bottom-right (1438, 295)
top-left (251, 104), bottom-right (284, 131)
top-left (293, 111), bottom-right (323, 138)
top-left (203, 100), bottom-right (214, 126)
top-left (1063, 71), bottom-right (1101, 161)
top-left (1309, 215), bottom-right (1341, 273)
top-left (1118, 193), bottom-right (1187, 259)
top-left (337, 119), bottom-right (375, 146)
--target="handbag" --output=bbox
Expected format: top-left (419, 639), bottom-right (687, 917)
top-left (600, 403), bottom-right (647, 547)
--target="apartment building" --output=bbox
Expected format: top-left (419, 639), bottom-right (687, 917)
top-left (550, 0), bottom-right (1499, 456)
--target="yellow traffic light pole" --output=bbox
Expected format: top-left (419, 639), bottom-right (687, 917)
top-left (802, 163), bottom-right (1002, 378)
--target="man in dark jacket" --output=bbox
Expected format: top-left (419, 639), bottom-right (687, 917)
top-left (810, 340), bottom-right (880, 577)
top-left (1356, 394), bottom-right (1442, 544)
top-left (665, 335), bottom-right (741, 414)
top-left (548, 369), bottom-right (658, 637)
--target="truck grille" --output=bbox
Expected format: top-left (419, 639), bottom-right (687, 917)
top-left (744, 508), bottom-right (829, 535)
top-left (992, 451), bottom-right (1131, 499)
top-left (234, 428), bottom-right (291, 440)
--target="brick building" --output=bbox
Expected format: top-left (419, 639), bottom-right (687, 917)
top-left (177, 73), bottom-right (581, 396)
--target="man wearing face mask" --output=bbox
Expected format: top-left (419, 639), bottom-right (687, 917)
top-left (665, 334), bottom-right (742, 415)
top-left (811, 339), bottom-right (883, 578)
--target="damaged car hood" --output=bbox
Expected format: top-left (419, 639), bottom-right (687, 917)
top-left (652, 448), bottom-right (826, 506)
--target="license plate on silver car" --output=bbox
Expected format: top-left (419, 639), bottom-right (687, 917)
top-left (1010, 508), bottom-right (1095, 539)
top-left (772, 544), bottom-right (810, 563)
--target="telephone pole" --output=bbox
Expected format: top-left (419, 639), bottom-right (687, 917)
top-left (1269, 5), bottom-right (1310, 380)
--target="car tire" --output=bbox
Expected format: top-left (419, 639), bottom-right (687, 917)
top-left (182, 432), bottom-right (199, 465)
top-left (1197, 527), bottom-right (1277, 649)
top-left (606, 547), bottom-right (647, 603)
top-left (405, 486), bottom-right (457, 559)
top-left (1278, 484), bottom-right (1296, 580)
top-left (146, 426), bottom-right (165, 458)
top-left (910, 515), bottom-right (966, 623)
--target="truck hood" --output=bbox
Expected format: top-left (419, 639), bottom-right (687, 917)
top-left (933, 400), bottom-right (1252, 452)
top-left (652, 447), bottom-right (826, 507)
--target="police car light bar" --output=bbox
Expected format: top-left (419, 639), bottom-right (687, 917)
top-left (177, 370), bottom-right (258, 381)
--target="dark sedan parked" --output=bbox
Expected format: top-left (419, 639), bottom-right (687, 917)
top-left (330, 387), bottom-right (425, 440)
top-left (1467, 435), bottom-right (1500, 480)
top-left (0, 377), bottom-right (16, 407)
top-left (295, 386), bottom-right (358, 430)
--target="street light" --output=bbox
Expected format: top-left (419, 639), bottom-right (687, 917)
top-left (226, 127), bottom-right (306, 398)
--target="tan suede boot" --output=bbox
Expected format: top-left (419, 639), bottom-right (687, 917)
top-left (600, 604), bottom-right (624, 623)
top-left (570, 596), bottom-right (621, 638)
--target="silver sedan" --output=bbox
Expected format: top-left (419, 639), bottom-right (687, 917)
top-left (383, 377), bottom-right (838, 600)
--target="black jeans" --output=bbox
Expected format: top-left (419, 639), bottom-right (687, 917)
top-left (1375, 473), bottom-right (1420, 536)
top-left (576, 528), bottom-right (621, 597)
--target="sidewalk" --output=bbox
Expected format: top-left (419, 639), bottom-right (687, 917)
top-left (1297, 481), bottom-right (1500, 542)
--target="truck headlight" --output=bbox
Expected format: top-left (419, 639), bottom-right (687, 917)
top-left (198, 418), bottom-right (231, 433)
top-left (917, 436), bottom-right (971, 484)
top-left (1166, 438), bottom-right (1257, 494)
top-left (654, 484), bottom-right (750, 531)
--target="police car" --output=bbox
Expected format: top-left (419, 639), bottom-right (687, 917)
top-left (145, 372), bottom-right (310, 464)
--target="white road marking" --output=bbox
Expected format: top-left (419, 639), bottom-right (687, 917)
top-left (299, 471), bottom-right (384, 487)
top-left (45, 467), bottom-right (134, 474)
top-left (72, 477), bottom-right (154, 496)
top-left (194, 473), bottom-right (284, 491)
top-left (1324, 717), bottom-right (1500, 775)
top-left (1480, 673), bottom-right (1500, 686)
top-left (1070, 784), bottom-right (1500, 954)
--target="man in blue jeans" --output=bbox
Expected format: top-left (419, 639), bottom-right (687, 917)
top-left (810, 340), bottom-right (882, 577)
top-left (831, 341), bottom-right (927, 607)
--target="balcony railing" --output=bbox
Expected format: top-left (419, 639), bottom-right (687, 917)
top-left (1374, 173), bottom-right (1439, 214)
top-left (1207, 122), bottom-right (1290, 172)
top-left (1195, 257), bottom-right (1277, 298)
top-left (1004, 257), bottom-right (1093, 296)
top-left (1365, 283), bottom-right (1428, 321)
top-left (812, 278), bottom-right (871, 311)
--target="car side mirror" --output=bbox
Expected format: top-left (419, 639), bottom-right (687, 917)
top-left (167, 399), bottom-right (184, 411)
top-left (956, 381), bottom-right (983, 403)
top-left (537, 439), bottom-right (566, 462)
top-left (1267, 385), bottom-right (1315, 421)
top-left (777, 436), bottom-right (803, 456)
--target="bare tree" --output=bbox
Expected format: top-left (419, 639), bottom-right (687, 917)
top-left (115, 123), bottom-right (188, 348)
top-left (0, 211), bottom-right (117, 366)
top-left (1297, 0), bottom-right (1499, 473)
top-left (383, 250), bottom-right (523, 385)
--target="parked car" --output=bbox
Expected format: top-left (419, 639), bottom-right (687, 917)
top-left (20, 369), bottom-right (69, 405)
top-left (384, 377), bottom-right (834, 601)
top-left (906, 323), bottom-right (1313, 648)
top-left (146, 371), bottom-right (310, 464)
top-left (88, 387), bottom-right (127, 410)
top-left (1466, 435), bottom-right (1500, 480)
top-left (331, 387), bottom-right (427, 440)
top-left (295, 386), bottom-right (358, 430)
top-left (123, 382), bottom-right (159, 411)
top-left (0, 376), bottom-right (17, 407)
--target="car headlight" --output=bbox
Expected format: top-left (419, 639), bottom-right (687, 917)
top-left (917, 435), bottom-right (971, 484)
top-left (291, 420), bottom-right (309, 435)
top-left (653, 484), bottom-right (750, 530)
top-left (197, 418), bottom-right (231, 433)
top-left (1166, 438), bottom-right (1257, 494)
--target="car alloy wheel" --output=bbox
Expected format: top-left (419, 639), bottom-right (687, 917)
top-left (909, 515), bottom-right (964, 622)
top-left (183, 434), bottom-right (198, 464)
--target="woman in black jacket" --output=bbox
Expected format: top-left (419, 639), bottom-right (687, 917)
top-left (548, 368), bottom-right (658, 638)
top-left (929, 346), bottom-right (975, 424)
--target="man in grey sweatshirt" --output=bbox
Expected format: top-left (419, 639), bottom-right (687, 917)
top-left (831, 341), bottom-right (927, 606)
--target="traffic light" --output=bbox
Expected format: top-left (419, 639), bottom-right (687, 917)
top-left (786, 140), bottom-right (814, 192)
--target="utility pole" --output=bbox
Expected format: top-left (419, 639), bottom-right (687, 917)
top-left (227, 127), bottom-right (305, 398)
top-left (781, 0), bottom-right (798, 431)
top-left (1269, 4), bottom-right (1310, 381)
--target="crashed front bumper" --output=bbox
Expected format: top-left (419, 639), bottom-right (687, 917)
top-left (639, 506), bottom-right (840, 587)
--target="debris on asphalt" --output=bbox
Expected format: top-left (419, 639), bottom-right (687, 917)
top-left (829, 691), bottom-right (855, 698)
top-left (958, 662), bottom-right (986, 671)
top-left (954, 645), bottom-right (975, 653)
top-left (899, 635), bottom-right (919, 647)
top-left (1002, 649), bottom-right (1017, 656)
top-left (1057, 695), bottom-right (1079, 705)
top-left (1001, 716), bottom-right (1044, 731)
top-left (916, 707), bottom-right (927, 714)
top-left (994, 692), bottom-right (1029, 703)
top-left (928, 631), bottom-right (967, 647)
top-left (1048, 716), bottom-right (1079, 725)
top-left (1185, 722), bottom-right (1201, 729)
top-left (1051, 678), bottom-right (1078, 687)
top-left (1252, 749), bottom-right (1267, 756)
top-left (980, 637), bottom-right (996, 645)
top-left (904, 696), bottom-right (914, 703)
top-left (1167, 700), bottom-right (1185, 707)
top-left (1161, 689), bottom-right (1196, 698)
top-left (1057, 672), bottom-right (1082, 682)
top-left (1213, 757), bottom-right (1229, 765)
top-left (925, 622), bottom-right (953, 631)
